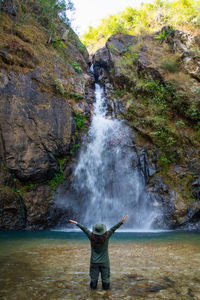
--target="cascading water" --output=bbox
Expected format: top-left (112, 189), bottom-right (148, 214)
top-left (55, 83), bottom-right (161, 230)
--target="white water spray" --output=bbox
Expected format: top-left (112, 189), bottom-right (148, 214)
top-left (62, 83), bottom-right (160, 230)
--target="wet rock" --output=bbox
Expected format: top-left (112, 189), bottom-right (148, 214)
top-left (0, 186), bottom-right (21, 229)
top-left (93, 46), bottom-right (111, 82)
top-left (138, 151), bottom-right (157, 184)
top-left (147, 175), bottom-right (169, 194)
top-left (192, 176), bottom-right (200, 201)
top-left (23, 185), bottom-right (52, 229)
top-left (106, 97), bottom-right (126, 118)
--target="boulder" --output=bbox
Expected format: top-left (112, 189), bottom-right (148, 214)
top-left (137, 52), bottom-right (164, 83)
top-left (106, 34), bottom-right (138, 53)
top-left (93, 34), bottom-right (138, 88)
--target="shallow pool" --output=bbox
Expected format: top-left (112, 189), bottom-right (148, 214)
top-left (0, 231), bottom-right (200, 299)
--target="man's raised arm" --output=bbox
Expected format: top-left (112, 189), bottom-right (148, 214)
top-left (69, 219), bottom-right (91, 239)
top-left (108, 216), bottom-right (128, 238)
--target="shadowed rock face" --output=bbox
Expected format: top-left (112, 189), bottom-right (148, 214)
top-left (0, 70), bottom-right (72, 182)
top-left (0, 3), bottom-right (95, 229)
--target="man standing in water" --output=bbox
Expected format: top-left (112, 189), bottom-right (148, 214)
top-left (69, 216), bottom-right (128, 290)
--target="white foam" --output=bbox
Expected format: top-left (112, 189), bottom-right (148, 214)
top-left (54, 83), bottom-right (163, 230)
top-left (51, 228), bottom-right (172, 233)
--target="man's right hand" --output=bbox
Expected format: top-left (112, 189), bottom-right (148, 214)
top-left (122, 216), bottom-right (128, 223)
top-left (69, 219), bottom-right (78, 225)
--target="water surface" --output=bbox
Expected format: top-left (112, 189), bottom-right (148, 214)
top-left (0, 231), bottom-right (200, 299)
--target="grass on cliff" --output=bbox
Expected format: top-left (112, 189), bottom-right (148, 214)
top-left (0, 0), bottom-right (88, 104)
top-left (125, 79), bottom-right (199, 165)
top-left (19, 0), bottom-right (74, 42)
top-left (82, 0), bottom-right (200, 53)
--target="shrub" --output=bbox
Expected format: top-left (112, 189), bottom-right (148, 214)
top-left (52, 38), bottom-right (67, 49)
top-left (54, 78), bottom-right (65, 95)
top-left (74, 113), bottom-right (85, 130)
top-left (49, 169), bottom-right (64, 192)
top-left (72, 61), bottom-right (83, 73)
top-left (140, 80), bottom-right (169, 111)
top-left (70, 92), bottom-right (82, 101)
top-left (161, 59), bottom-right (179, 72)
top-left (154, 30), bottom-right (166, 40)
top-left (159, 154), bottom-right (171, 168)
top-left (19, 0), bottom-right (74, 43)
top-left (82, 0), bottom-right (200, 53)
top-left (176, 120), bottom-right (185, 128)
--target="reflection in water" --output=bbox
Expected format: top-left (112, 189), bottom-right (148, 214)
top-left (0, 231), bottom-right (200, 299)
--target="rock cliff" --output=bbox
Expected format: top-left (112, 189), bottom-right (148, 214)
top-left (0, 0), bottom-right (94, 229)
top-left (92, 27), bottom-right (200, 229)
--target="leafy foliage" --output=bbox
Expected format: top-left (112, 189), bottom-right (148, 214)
top-left (82, 0), bottom-right (200, 53)
top-left (70, 92), bottom-right (82, 101)
top-left (74, 113), bottom-right (85, 130)
top-left (154, 30), bottom-right (167, 40)
top-left (49, 168), bottom-right (64, 192)
top-left (72, 61), bottom-right (83, 73)
top-left (19, 0), bottom-right (74, 42)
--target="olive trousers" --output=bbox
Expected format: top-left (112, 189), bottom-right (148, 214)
top-left (90, 263), bottom-right (110, 289)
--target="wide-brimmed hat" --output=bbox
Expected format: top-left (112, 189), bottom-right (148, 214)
top-left (92, 223), bottom-right (107, 235)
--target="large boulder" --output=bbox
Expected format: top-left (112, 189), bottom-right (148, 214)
top-left (93, 34), bottom-right (139, 88)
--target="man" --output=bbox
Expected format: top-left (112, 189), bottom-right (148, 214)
top-left (69, 215), bottom-right (128, 290)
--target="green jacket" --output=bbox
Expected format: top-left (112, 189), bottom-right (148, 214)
top-left (76, 221), bottom-right (123, 265)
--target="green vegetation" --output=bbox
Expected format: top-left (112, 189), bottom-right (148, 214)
top-left (49, 168), bottom-right (64, 192)
top-left (54, 78), bottom-right (65, 95)
top-left (176, 120), bottom-right (186, 128)
top-left (107, 43), bottom-right (120, 54)
top-left (70, 143), bottom-right (80, 155)
top-left (195, 122), bottom-right (200, 137)
top-left (161, 58), bottom-right (179, 72)
top-left (74, 113), bottom-right (86, 130)
top-left (72, 61), bottom-right (83, 73)
top-left (48, 158), bottom-right (67, 192)
top-left (52, 38), bottom-right (67, 49)
top-left (154, 30), bottom-right (167, 40)
top-left (70, 92), bottom-right (82, 101)
top-left (117, 76), bottom-right (200, 171)
top-left (17, 0), bottom-right (74, 43)
top-left (82, 0), bottom-right (200, 53)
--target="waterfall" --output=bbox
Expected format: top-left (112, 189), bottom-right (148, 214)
top-left (55, 83), bottom-right (160, 230)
